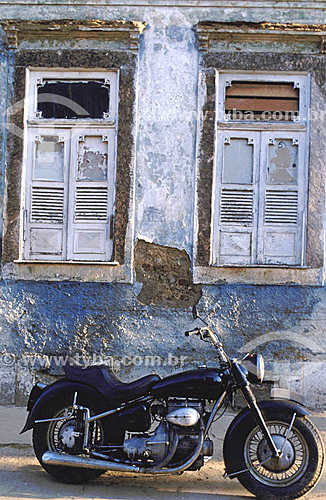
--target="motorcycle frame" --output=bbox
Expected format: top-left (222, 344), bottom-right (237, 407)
top-left (35, 325), bottom-right (281, 459)
top-left (35, 374), bottom-right (280, 459)
top-left (36, 390), bottom-right (229, 452)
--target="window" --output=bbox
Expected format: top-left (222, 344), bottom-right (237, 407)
top-left (22, 70), bottom-right (118, 262)
top-left (224, 81), bottom-right (299, 121)
top-left (211, 73), bottom-right (309, 266)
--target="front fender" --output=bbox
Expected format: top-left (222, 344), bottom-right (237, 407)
top-left (20, 378), bottom-right (106, 433)
top-left (223, 399), bottom-right (310, 476)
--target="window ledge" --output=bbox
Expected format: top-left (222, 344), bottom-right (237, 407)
top-left (2, 260), bottom-right (132, 283)
top-left (217, 122), bottom-right (307, 131)
top-left (14, 260), bottom-right (120, 266)
top-left (27, 119), bottom-right (116, 127)
top-left (193, 265), bottom-right (324, 286)
top-left (210, 264), bottom-right (310, 269)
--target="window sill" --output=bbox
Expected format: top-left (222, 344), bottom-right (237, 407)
top-left (209, 264), bottom-right (310, 269)
top-left (14, 260), bottom-right (120, 266)
top-left (193, 265), bottom-right (324, 286)
top-left (2, 260), bottom-right (132, 283)
top-left (217, 122), bottom-right (307, 131)
top-left (27, 119), bottom-right (116, 127)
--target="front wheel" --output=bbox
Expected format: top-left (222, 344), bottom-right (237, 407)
top-left (224, 409), bottom-right (325, 500)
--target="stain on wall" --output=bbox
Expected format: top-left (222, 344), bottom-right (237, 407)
top-left (134, 239), bottom-right (202, 307)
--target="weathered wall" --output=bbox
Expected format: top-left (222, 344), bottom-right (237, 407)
top-left (1, 278), bottom-right (326, 407)
top-left (0, 1), bottom-right (326, 408)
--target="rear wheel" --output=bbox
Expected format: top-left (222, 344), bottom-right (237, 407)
top-left (224, 409), bottom-right (325, 500)
top-left (33, 390), bottom-right (124, 484)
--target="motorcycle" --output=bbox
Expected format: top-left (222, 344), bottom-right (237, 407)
top-left (21, 306), bottom-right (325, 499)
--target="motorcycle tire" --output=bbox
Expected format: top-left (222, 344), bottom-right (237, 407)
top-left (224, 408), bottom-right (325, 500)
top-left (33, 389), bottom-right (124, 484)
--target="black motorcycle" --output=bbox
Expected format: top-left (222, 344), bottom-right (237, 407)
top-left (21, 307), bottom-right (325, 499)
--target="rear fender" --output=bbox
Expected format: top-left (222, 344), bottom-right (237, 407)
top-left (21, 378), bottom-right (107, 433)
top-left (27, 382), bottom-right (47, 411)
top-left (223, 399), bottom-right (310, 476)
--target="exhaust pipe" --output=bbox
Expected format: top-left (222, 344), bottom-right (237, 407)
top-left (42, 451), bottom-right (141, 473)
top-left (42, 421), bottom-right (204, 475)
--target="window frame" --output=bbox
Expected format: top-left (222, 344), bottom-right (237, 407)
top-left (211, 129), bottom-right (308, 267)
top-left (21, 68), bottom-right (119, 264)
top-left (193, 66), bottom-right (321, 285)
top-left (217, 73), bottom-right (309, 124)
top-left (212, 71), bottom-right (310, 268)
top-left (27, 69), bottom-right (119, 123)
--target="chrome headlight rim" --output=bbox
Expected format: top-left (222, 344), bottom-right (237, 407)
top-left (241, 353), bottom-right (265, 384)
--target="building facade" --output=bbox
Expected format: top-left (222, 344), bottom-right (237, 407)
top-left (0, 0), bottom-right (326, 408)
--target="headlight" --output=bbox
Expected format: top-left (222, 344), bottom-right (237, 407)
top-left (241, 353), bottom-right (265, 384)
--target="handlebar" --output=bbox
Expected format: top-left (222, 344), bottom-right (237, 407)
top-left (185, 324), bottom-right (230, 367)
top-left (185, 326), bottom-right (215, 343)
top-left (185, 328), bottom-right (201, 337)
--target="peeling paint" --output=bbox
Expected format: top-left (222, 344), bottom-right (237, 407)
top-left (134, 239), bottom-right (202, 307)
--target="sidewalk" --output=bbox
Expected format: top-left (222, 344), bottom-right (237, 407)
top-left (0, 406), bottom-right (325, 500)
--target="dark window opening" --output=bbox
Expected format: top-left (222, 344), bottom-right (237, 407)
top-left (37, 80), bottom-right (110, 119)
top-left (225, 81), bottom-right (299, 121)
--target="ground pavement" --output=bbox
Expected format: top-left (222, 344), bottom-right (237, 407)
top-left (0, 406), bottom-right (325, 500)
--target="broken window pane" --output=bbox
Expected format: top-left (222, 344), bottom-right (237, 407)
top-left (37, 80), bottom-right (110, 119)
top-left (223, 138), bottom-right (253, 184)
top-left (267, 139), bottom-right (298, 185)
top-left (34, 136), bottom-right (64, 181)
top-left (77, 136), bottom-right (108, 181)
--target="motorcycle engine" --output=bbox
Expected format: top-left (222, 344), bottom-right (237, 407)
top-left (122, 398), bottom-right (213, 468)
top-left (123, 421), bottom-right (169, 462)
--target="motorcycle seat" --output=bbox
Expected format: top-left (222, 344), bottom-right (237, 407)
top-left (64, 361), bottom-right (160, 406)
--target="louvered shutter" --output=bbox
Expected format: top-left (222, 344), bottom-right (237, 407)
top-left (257, 132), bottom-right (306, 265)
top-left (67, 129), bottom-right (115, 261)
top-left (211, 131), bottom-right (260, 265)
top-left (24, 130), bottom-right (69, 260)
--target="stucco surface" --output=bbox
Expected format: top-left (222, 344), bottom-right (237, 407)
top-left (0, 2), bottom-right (325, 408)
top-left (0, 279), bottom-right (325, 407)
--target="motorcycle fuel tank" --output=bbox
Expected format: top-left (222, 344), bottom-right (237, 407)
top-left (150, 369), bottom-right (227, 400)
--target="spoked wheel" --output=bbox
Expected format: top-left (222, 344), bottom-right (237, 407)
top-left (46, 407), bottom-right (103, 455)
top-left (244, 421), bottom-right (309, 487)
top-left (224, 409), bottom-right (325, 500)
top-left (33, 390), bottom-right (124, 484)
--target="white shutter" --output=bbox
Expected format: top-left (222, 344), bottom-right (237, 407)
top-left (212, 131), bottom-right (260, 265)
top-left (24, 129), bottom-right (70, 260)
top-left (67, 129), bottom-right (115, 261)
top-left (257, 132), bottom-right (306, 265)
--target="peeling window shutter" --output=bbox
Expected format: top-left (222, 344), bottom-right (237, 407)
top-left (24, 130), bottom-right (69, 260)
top-left (75, 186), bottom-right (108, 221)
top-left (23, 71), bottom-right (118, 263)
top-left (220, 189), bottom-right (254, 225)
top-left (257, 133), bottom-right (305, 265)
top-left (31, 187), bottom-right (64, 223)
top-left (66, 130), bottom-right (115, 261)
top-left (212, 131), bottom-right (260, 265)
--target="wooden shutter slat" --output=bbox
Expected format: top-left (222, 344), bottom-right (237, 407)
top-left (264, 190), bottom-right (298, 225)
top-left (220, 189), bottom-right (254, 225)
top-left (75, 186), bottom-right (108, 221)
top-left (226, 97), bottom-right (298, 112)
top-left (31, 186), bottom-right (64, 223)
top-left (226, 83), bottom-right (298, 99)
